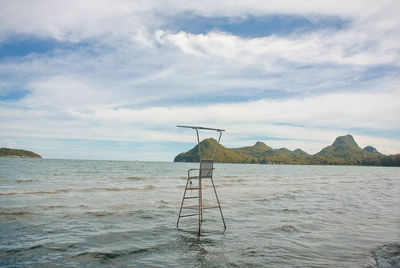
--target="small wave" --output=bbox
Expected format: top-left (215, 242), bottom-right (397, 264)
top-left (157, 200), bottom-right (172, 208)
top-left (282, 208), bottom-right (299, 213)
top-left (93, 187), bottom-right (140, 191)
top-left (132, 210), bottom-right (156, 219)
top-left (76, 248), bottom-right (149, 262)
top-left (221, 181), bottom-right (249, 187)
top-left (42, 205), bottom-right (69, 210)
top-left (270, 194), bottom-right (296, 201)
top-left (144, 185), bottom-right (155, 190)
top-left (81, 187), bottom-right (141, 192)
top-left (0, 189), bottom-right (69, 196)
top-left (16, 179), bottom-right (40, 183)
top-left (84, 211), bottom-right (115, 217)
top-left (126, 176), bottom-right (146, 181)
top-left (374, 243), bottom-right (400, 268)
top-left (220, 183), bottom-right (238, 187)
top-left (85, 186), bottom-right (155, 192)
top-left (3, 243), bottom-right (79, 260)
top-left (2, 186), bottom-right (160, 196)
top-left (254, 198), bottom-right (270, 202)
top-left (3, 244), bottom-right (43, 256)
top-left (276, 224), bottom-right (298, 232)
top-left (0, 210), bottom-right (37, 221)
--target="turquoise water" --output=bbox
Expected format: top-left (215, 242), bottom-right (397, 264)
top-left (1, 158), bottom-right (399, 267)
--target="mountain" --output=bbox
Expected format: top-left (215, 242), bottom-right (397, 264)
top-left (233, 141), bottom-right (272, 162)
top-left (174, 138), bottom-right (244, 163)
top-left (314, 136), bottom-right (398, 166)
top-left (174, 135), bottom-right (399, 166)
top-left (293, 149), bottom-right (308, 155)
top-left (314, 135), bottom-right (369, 164)
top-left (363, 146), bottom-right (381, 154)
top-left (0, 148), bottom-right (42, 158)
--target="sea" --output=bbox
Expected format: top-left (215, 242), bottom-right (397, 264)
top-left (0, 158), bottom-right (399, 267)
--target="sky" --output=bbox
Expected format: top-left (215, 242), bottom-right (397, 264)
top-left (0, 0), bottom-right (399, 161)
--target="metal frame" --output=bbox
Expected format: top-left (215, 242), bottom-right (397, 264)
top-left (176, 125), bottom-right (226, 236)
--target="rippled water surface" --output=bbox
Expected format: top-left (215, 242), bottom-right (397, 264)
top-left (1, 158), bottom-right (399, 267)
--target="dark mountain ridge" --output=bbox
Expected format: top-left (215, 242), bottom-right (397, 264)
top-left (174, 135), bottom-right (399, 166)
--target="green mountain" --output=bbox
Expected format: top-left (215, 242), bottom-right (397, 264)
top-left (174, 135), bottom-right (399, 167)
top-left (313, 135), bottom-right (390, 165)
top-left (363, 146), bottom-right (381, 154)
top-left (233, 141), bottom-right (272, 163)
top-left (293, 149), bottom-right (308, 155)
top-left (0, 148), bottom-right (42, 158)
top-left (174, 138), bottom-right (244, 163)
top-left (314, 135), bottom-right (370, 165)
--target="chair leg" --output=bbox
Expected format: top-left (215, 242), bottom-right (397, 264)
top-left (210, 178), bottom-right (226, 229)
top-left (198, 176), bottom-right (201, 237)
top-left (177, 177), bottom-right (190, 227)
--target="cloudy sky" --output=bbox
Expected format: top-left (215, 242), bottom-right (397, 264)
top-left (0, 0), bottom-right (399, 160)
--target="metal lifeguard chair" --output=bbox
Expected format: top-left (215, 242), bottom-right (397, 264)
top-left (176, 125), bottom-right (226, 237)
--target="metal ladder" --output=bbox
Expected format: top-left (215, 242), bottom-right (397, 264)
top-left (176, 125), bottom-right (226, 237)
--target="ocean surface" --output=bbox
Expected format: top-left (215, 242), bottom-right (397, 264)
top-left (1, 158), bottom-right (399, 267)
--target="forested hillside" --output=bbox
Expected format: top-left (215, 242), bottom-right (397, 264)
top-left (174, 135), bottom-right (399, 166)
top-left (0, 148), bottom-right (42, 158)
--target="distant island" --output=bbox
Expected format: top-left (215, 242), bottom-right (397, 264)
top-left (174, 135), bottom-right (400, 167)
top-left (0, 148), bottom-right (42, 158)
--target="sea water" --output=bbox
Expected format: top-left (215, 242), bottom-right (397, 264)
top-left (0, 158), bottom-right (399, 267)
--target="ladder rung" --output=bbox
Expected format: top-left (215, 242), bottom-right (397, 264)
top-left (183, 205), bottom-right (219, 209)
top-left (186, 187), bottom-right (199, 190)
top-left (184, 196), bottom-right (199, 199)
top-left (179, 213), bottom-right (199, 218)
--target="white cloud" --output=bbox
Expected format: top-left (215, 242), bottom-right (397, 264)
top-left (0, 0), bottom-right (149, 41)
top-left (1, 0), bottom-right (399, 43)
top-left (2, 87), bottom-right (399, 154)
top-left (22, 76), bottom-right (114, 108)
top-left (355, 135), bottom-right (400, 155)
top-left (156, 28), bottom-right (399, 67)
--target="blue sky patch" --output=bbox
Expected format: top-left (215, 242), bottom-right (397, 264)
top-left (165, 13), bottom-right (348, 37)
top-left (0, 87), bottom-right (30, 101)
top-left (356, 65), bottom-right (400, 83)
top-left (127, 87), bottom-right (299, 108)
top-left (0, 36), bottom-right (87, 59)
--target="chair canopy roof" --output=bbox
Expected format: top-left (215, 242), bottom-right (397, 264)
top-left (177, 125), bottom-right (225, 161)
